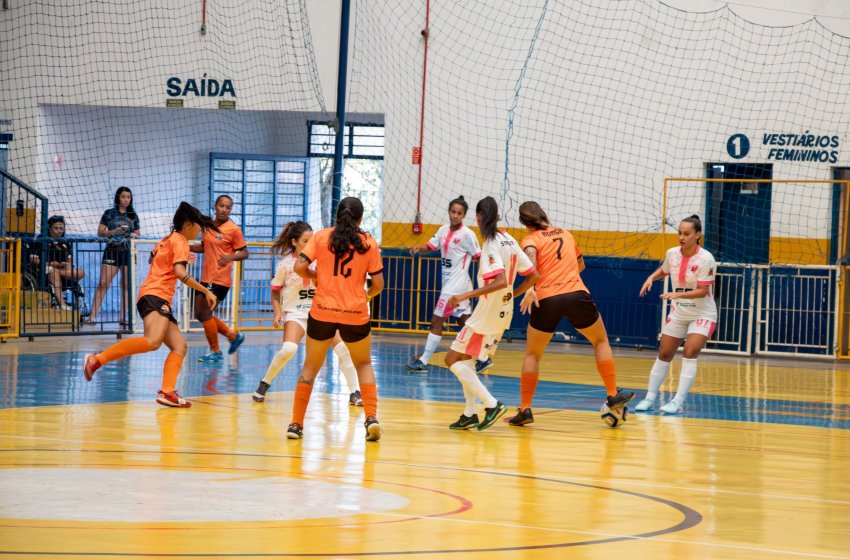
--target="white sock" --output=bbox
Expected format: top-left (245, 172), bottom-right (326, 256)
top-left (419, 333), bottom-right (442, 365)
top-left (462, 384), bottom-right (477, 416)
top-left (263, 341), bottom-right (298, 384)
top-left (332, 342), bottom-right (359, 392)
top-left (477, 349), bottom-right (489, 362)
top-left (674, 358), bottom-right (698, 404)
top-left (645, 358), bottom-right (671, 401)
top-left (449, 359), bottom-right (497, 408)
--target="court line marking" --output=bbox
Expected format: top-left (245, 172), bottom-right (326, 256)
top-left (1, 433), bottom-right (847, 506)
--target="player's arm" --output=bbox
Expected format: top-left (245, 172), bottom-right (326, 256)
top-left (639, 265), bottom-right (667, 297)
top-left (218, 246), bottom-right (249, 266)
top-left (294, 254), bottom-right (317, 281)
top-left (366, 273), bottom-right (384, 300)
top-left (660, 285), bottom-right (710, 301)
top-left (189, 241), bottom-right (204, 253)
top-left (174, 262), bottom-right (217, 309)
top-left (409, 242), bottom-right (436, 255)
top-left (448, 271), bottom-right (507, 307)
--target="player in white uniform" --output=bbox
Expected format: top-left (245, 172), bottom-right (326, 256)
top-left (443, 197), bottom-right (539, 431)
top-left (252, 221), bottom-right (362, 406)
top-left (406, 196), bottom-right (486, 373)
top-left (635, 215), bottom-right (717, 414)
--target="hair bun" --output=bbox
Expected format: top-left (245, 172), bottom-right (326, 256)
top-left (690, 214), bottom-right (700, 220)
top-left (457, 195), bottom-right (465, 200)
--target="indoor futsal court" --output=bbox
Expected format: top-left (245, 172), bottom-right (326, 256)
top-left (0, 332), bottom-right (847, 559)
top-left (4, 0), bottom-right (850, 558)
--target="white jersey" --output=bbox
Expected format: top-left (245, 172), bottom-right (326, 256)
top-left (464, 231), bottom-right (534, 335)
top-left (271, 253), bottom-right (314, 314)
top-left (661, 246), bottom-right (717, 321)
top-left (427, 224), bottom-right (480, 294)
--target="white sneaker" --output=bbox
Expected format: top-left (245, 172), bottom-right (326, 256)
top-left (660, 399), bottom-right (684, 414)
top-left (634, 398), bottom-right (655, 411)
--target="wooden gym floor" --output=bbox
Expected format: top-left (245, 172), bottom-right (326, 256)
top-left (0, 332), bottom-right (847, 559)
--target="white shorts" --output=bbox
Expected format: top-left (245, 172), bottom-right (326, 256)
top-left (662, 314), bottom-right (717, 339)
top-left (284, 309), bottom-right (309, 332)
top-left (450, 326), bottom-right (501, 359)
top-left (434, 292), bottom-right (472, 319)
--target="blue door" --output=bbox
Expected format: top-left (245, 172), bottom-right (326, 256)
top-left (705, 163), bottom-right (772, 264)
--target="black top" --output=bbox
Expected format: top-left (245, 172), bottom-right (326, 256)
top-left (99, 208), bottom-right (140, 248)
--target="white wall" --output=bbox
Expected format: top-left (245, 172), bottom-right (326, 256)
top-left (3, 0), bottom-right (850, 246)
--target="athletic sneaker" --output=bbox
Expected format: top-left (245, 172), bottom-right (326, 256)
top-left (197, 351), bottom-right (223, 363)
top-left (449, 413), bottom-right (480, 430)
top-left (364, 416), bottom-right (383, 441)
top-left (286, 423), bottom-right (303, 439)
top-left (606, 388), bottom-right (635, 409)
top-left (82, 354), bottom-right (101, 382)
top-left (477, 401), bottom-right (507, 431)
top-left (252, 380), bottom-right (270, 402)
top-left (508, 407), bottom-right (534, 426)
top-left (660, 399), bottom-right (684, 414)
top-left (634, 398), bottom-right (655, 412)
top-left (156, 390), bottom-right (191, 408)
top-left (405, 357), bottom-right (428, 374)
top-left (475, 357), bottom-right (493, 373)
top-left (349, 390), bottom-right (363, 407)
top-left (228, 332), bottom-right (246, 354)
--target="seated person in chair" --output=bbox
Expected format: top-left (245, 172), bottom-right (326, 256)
top-left (26, 215), bottom-right (85, 311)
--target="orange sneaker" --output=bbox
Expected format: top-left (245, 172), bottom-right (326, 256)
top-left (156, 390), bottom-right (191, 408)
top-left (83, 354), bottom-right (101, 382)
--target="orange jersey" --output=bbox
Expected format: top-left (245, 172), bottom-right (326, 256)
top-left (138, 232), bottom-right (191, 302)
top-left (301, 228), bottom-right (383, 325)
top-left (520, 227), bottom-right (588, 300)
top-left (201, 219), bottom-right (247, 287)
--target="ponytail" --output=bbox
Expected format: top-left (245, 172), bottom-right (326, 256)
top-left (172, 201), bottom-right (219, 234)
top-left (518, 200), bottom-right (549, 230)
top-left (272, 220), bottom-right (312, 256)
top-left (475, 196), bottom-right (500, 241)
top-left (331, 197), bottom-right (370, 256)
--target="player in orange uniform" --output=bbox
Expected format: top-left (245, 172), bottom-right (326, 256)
top-left (286, 197), bottom-right (385, 441)
top-left (508, 201), bottom-right (633, 426)
top-left (193, 195), bottom-right (249, 362)
top-left (82, 202), bottom-right (219, 407)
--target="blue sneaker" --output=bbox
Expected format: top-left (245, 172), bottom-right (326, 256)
top-left (197, 350), bottom-right (223, 363)
top-left (405, 357), bottom-right (428, 374)
top-left (475, 357), bottom-right (493, 373)
top-left (228, 332), bottom-right (245, 354)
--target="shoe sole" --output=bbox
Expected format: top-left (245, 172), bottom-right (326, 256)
top-left (476, 363), bottom-right (493, 373)
top-left (508, 417), bottom-right (534, 427)
top-left (404, 366), bottom-right (428, 374)
top-left (365, 423), bottom-right (383, 441)
top-left (477, 406), bottom-right (507, 431)
top-left (252, 394), bottom-right (266, 402)
top-left (197, 357), bottom-right (223, 363)
top-left (634, 401), bottom-right (655, 412)
top-left (286, 432), bottom-right (302, 439)
top-left (156, 398), bottom-right (191, 408)
top-left (449, 423), bottom-right (479, 430)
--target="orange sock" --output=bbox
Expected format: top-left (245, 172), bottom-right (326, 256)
top-left (201, 319), bottom-right (221, 352)
top-left (291, 383), bottom-right (314, 425)
top-left (161, 352), bottom-right (184, 393)
top-left (214, 317), bottom-right (236, 341)
top-left (96, 337), bottom-right (151, 365)
top-left (596, 359), bottom-right (618, 396)
top-left (360, 383), bottom-right (378, 418)
top-left (520, 372), bottom-right (539, 410)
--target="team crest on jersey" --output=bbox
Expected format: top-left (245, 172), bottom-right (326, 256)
top-left (488, 255), bottom-right (496, 265)
top-left (215, 233), bottom-right (223, 240)
top-left (453, 238), bottom-right (461, 244)
top-left (691, 265), bottom-right (698, 272)
top-left (708, 270), bottom-right (714, 276)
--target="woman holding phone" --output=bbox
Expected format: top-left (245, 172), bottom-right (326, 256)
top-left (86, 187), bottom-right (140, 325)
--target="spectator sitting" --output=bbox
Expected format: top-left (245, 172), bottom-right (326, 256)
top-left (26, 215), bottom-right (85, 311)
